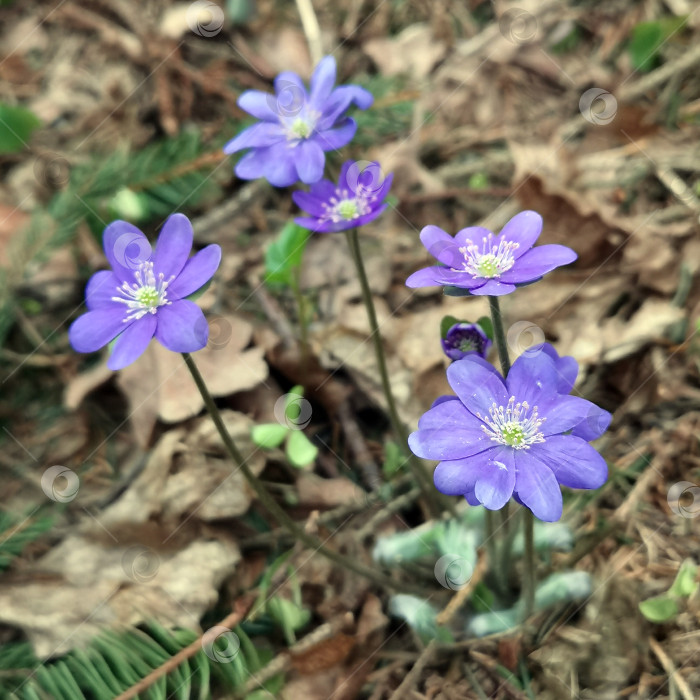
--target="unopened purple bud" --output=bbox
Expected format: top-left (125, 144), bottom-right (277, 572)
top-left (441, 323), bottom-right (492, 360)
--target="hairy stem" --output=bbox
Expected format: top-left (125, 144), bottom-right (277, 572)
top-left (488, 296), bottom-right (511, 376)
top-left (182, 352), bottom-right (421, 593)
top-left (488, 295), bottom-right (536, 616)
top-left (345, 229), bottom-right (444, 518)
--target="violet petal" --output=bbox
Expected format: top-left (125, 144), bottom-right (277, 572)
top-left (69, 307), bottom-right (130, 353)
top-left (85, 270), bottom-right (121, 311)
top-left (167, 244), bottom-right (222, 299)
top-left (154, 214), bottom-right (193, 279)
top-left (155, 300), bottom-right (209, 353)
top-left (107, 314), bottom-right (157, 370)
top-left (534, 435), bottom-right (608, 489)
top-left (513, 450), bottom-right (563, 521)
top-left (103, 221), bottom-right (152, 284)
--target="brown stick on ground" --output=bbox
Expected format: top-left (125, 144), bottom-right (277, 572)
top-left (114, 595), bottom-right (255, 700)
top-left (250, 279), bottom-right (383, 490)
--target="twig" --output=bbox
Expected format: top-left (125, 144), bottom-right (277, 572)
top-left (249, 275), bottom-right (382, 491)
top-left (114, 596), bottom-right (255, 700)
top-left (649, 636), bottom-right (695, 700)
top-left (621, 42), bottom-right (700, 101)
top-left (357, 487), bottom-right (422, 540)
top-left (242, 615), bottom-right (349, 694)
top-left (295, 0), bottom-right (323, 65)
top-left (436, 549), bottom-right (488, 626)
top-left (387, 639), bottom-right (438, 700)
top-left (470, 651), bottom-right (529, 699)
top-left (337, 399), bottom-right (382, 490)
top-left (191, 180), bottom-right (268, 243)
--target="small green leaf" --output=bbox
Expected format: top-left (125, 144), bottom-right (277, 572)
top-left (468, 172), bottom-right (488, 190)
top-left (440, 315), bottom-right (462, 340)
top-left (476, 316), bottom-right (494, 341)
top-left (389, 595), bottom-right (452, 643)
top-left (669, 559), bottom-right (698, 598)
top-left (471, 582), bottom-right (495, 613)
top-left (286, 430), bottom-right (317, 468)
top-left (266, 597), bottom-right (310, 644)
top-left (108, 187), bottom-right (149, 222)
top-left (373, 527), bottom-right (437, 565)
top-left (382, 440), bottom-right (403, 477)
top-left (264, 222), bottom-right (310, 287)
top-left (639, 595), bottom-right (678, 623)
top-left (628, 17), bottom-right (686, 73)
top-left (0, 103), bottom-right (41, 154)
top-left (251, 423), bottom-right (288, 448)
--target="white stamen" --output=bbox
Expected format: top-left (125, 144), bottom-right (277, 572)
top-left (478, 397), bottom-right (545, 449)
top-left (112, 261), bottom-right (173, 322)
top-left (456, 234), bottom-right (519, 278)
top-left (320, 184), bottom-right (375, 224)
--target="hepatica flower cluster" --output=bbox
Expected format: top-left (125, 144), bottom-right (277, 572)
top-left (223, 56), bottom-right (373, 187)
top-left (70, 56), bottom-right (391, 370)
top-left (69, 215), bottom-right (220, 370)
top-left (68, 53), bottom-right (608, 530)
top-left (406, 207), bottom-right (611, 521)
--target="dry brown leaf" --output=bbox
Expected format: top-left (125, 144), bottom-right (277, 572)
top-left (364, 23), bottom-right (447, 78)
top-left (0, 536), bottom-right (239, 658)
top-left (64, 361), bottom-right (113, 410)
top-left (101, 411), bottom-right (265, 526)
top-left (116, 314), bottom-right (268, 444)
top-left (296, 474), bottom-right (366, 509)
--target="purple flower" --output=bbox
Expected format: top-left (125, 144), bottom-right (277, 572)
top-left (405, 211), bottom-right (577, 296)
top-left (68, 214), bottom-right (221, 370)
top-left (293, 160), bottom-right (392, 233)
top-left (408, 347), bottom-right (610, 521)
top-left (442, 323), bottom-right (492, 361)
top-left (223, 56), bottom-right (373, 187)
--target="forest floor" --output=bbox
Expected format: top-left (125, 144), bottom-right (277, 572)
top-left (2, 0), bottom-right (700, 698)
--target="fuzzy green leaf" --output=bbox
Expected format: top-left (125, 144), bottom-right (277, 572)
top-left (251, 423), bottom-right (289, 449)
top-left (475, 316), bottom-right (494, 341)
top-left (286, 429), bottom-right (318, 468)
top-left (639, 595), bottom-right (678, 623)
top-left (669, 559), bottom-right (698, 598)
top-left (264, 222), bottom-right (310, 287)
top-left (440, 315), bottom-right (462, 340)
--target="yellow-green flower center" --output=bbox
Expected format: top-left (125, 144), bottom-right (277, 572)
top-left (113, 261), bottom-right (173, 322)
top-left (337, 199), bottom-right (359, 219)
top-left (476, 254), bottom-right (500, 278)
top-left (500, 422), bottom-right (525, 447)
top-left (136, 286), bottom-right (160, 308)
top-left (290, 118), bottom-right (312, 139)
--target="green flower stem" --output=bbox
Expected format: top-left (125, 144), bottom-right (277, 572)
top-left (488, 295), bottom-right (536, 617)
top-left (484, 508), bottom-right (497, 572)
top-left (344, 229), bottom-right (444, 518)
top-left (488, 296), bottom-right (511, 376)
top-left (523, 509), bottom-right (535, 618)
top-left (182, 352), bottom-right (421, 594)
top-left (290, 266), bottom-right (310, 374)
